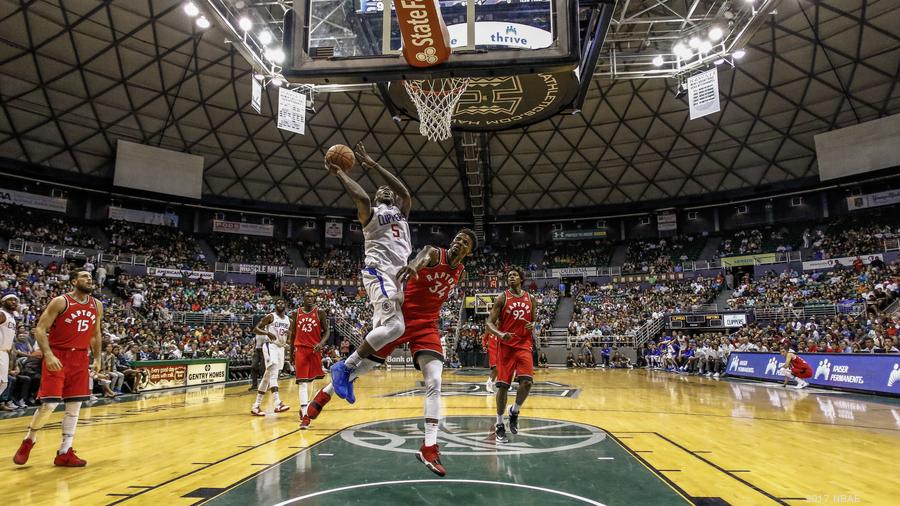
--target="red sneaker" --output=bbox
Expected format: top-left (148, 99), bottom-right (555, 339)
top-left (250, 406), bottom-right (265, 416)
top-left (13, 438), bottom-right (35, 465)
top-left (307, 390), bottom-right (331, 419)
top-left (416, 443), bottom-right (446, 477)
top-left (54, 448), bottom-right (86, 467)
top-left (274, 403), bottom-right (290, 413)
top-left (300, 415), bottom-right (311, 430)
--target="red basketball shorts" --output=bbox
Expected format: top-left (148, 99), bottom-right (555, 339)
top-left (486, 338), bottom-right (498, 368)
top-left (496, 344), bottom-right (533, 386)
top-left (295, 346), bottom-right (325, 382)
top-left (791, 364), bottom-right (813, 379)
top-left (373, 317), bottom-right (443, 369)
top-left (38, 348), bottom-right (91, 402)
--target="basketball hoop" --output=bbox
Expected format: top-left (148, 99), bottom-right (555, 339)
top-left (402, 77), bottom-right (470, 142)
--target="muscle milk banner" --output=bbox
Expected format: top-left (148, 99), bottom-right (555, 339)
top-left (212, 219), bottom-right (274, 237)
top-left (108, 207), bottom-right (179, 227)
top-left (802, 254), bottom-right (883, 271)
top-left (726, 352), bottom-right (900, 396)
top-left (0, 187), bottom-right (68, 213)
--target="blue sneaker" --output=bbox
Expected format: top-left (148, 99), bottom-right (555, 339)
top-left (330, 361), bottom-right (356, 404)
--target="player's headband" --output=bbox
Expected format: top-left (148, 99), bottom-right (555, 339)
top-left (1, 294), bottom-right (19, 302)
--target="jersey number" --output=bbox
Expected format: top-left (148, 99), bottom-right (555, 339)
top-left (428, 282), bottom-right (449, 298)
top-left (300, 323), bottom-right (315, 333)
top-left (512, 309), bottom-right (526, 321)
top-left (391, 223), bottom-right (401, 238)
top-left (77, 320), bottom-right (90, 332)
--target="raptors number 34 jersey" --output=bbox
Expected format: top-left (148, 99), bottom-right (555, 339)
top-left (294, 307), bottom-right (321, 348)
top-left (49, 294), bottom-right (98, 349)
top-left (402, 248), bottom-right (465, 321)
top-left (498, 290), bottom-right (533, 350)
top-left (363, 203), bottom-right (411, 275)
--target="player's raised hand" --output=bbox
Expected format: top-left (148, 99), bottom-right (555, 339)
top-left (324, 159), bottom-right (343, 176)
top-left (353, 142), bottom-right (375, 169)
top-left (396, 265), bottom-right (419, 285)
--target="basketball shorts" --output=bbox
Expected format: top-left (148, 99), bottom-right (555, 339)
top-left (496, 344), bottom-right (534, 387)
top-left (38, 348), bottom-right (90, 402)
top-left (791, 364), bottom-right (813, 379)
top-left (0, 351), bottom-right (8, 380)
top-left (373, 317), bottom-right (443, 370)
top-left (362, 266), bottom-right (404, 328)
top-left (486, 338), bottom-right (498, 368)
top-left (295, 346), bottom-right (325, 382)
top-left (263, 342), bottom-right (285, 369)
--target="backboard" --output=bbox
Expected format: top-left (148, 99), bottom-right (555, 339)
top-left (285, 0), bottom-right (581, 83)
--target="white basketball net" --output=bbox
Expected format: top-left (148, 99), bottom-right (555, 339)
top-left (403, 77), bottom-right (471, 142)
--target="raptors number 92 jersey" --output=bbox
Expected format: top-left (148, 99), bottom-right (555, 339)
top-left (498, 290), bottom-right (533, 350)
top-left (363, 203), bottom-right (412, 275)
top-left (402, 248), bottom-right (465, 321)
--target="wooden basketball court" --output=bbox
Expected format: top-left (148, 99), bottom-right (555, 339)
top-left (2, 369), bottom-right (897, 505)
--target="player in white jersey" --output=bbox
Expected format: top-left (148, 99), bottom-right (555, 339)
top-left (325, 142), bottom-right (413, 403)
top-left (0, 295), bottom-right (19, 404)
top-left (250, 299), bottom-right (291, 415)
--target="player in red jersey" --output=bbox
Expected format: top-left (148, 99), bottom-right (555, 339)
top-left (307, 229), bottom-right (476, 476)
top-left (13, 270), bottom-right (102, 467)
top-left (482, 331), bottom-right (498, 393)
top-left (292, 290), bottom-right (329, 429)
top-left (486, 266), bottom-right (535, 443)
top-left (780, 346), bottom-right (812, 389)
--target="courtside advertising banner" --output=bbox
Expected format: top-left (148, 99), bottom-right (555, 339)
top-left (108, 206), bottom-right (178, 226)
top-left (0, 187), bottom-right (68, 213)
top-left (212, 219), bottom-right (274, 237)
top-left (147, 267), bottom-right (214, 280)
top-left (726, 352), bottom-right (900, 396)
top-left (136, 364), bottom-right (188, 391)
top-left (186, 361), bottom-right (228, 386)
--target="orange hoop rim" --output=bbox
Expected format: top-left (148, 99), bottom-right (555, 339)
top-left (402, 78), bottom-right (470, 97)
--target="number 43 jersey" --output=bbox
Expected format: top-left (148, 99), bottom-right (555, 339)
top-left (402, 248), bottom-right (465, 321)
top-left (498, 289), bottom-right (533, 350)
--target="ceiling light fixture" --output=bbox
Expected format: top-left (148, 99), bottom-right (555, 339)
top-left (196, 16), bottom-right (211, 29)
top-left (688, 37), bottom-right (701, 49)
top-left (184, 2), bottom-right (199, 17)
top-left (652, 55), bottom-right (664, 67)
top-left (733, 49), bottom-right (746, 59)
top-left (708, 26), bottom-right (723, 41)
top-left (238, 17), bottom-right (253, 32)
top-left (259, 30), bottom-right (273, 45)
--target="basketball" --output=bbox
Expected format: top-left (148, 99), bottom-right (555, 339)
top-left (325, 144), bottom-right (355, 171)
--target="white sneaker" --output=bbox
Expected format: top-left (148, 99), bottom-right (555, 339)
top-left (795, 379), bottom-right (809, 389)
top-left (713, 373), bottom-right (720, 378)
top-left (485, 378), bottom-right (496, 394)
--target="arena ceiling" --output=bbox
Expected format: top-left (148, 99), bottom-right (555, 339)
top-left (1, 0), bottom-right (898, 216)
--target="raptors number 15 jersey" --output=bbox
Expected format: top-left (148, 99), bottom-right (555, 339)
top-left (498, 290), bottom-right (533, 350)
top-left (402, 248), bottom-right (465, 321)
top-left (363, 203), bottom-right (411, 275)
top-left (49, 294), bottom-right (98, 349)
top-left (294, 307), bottom-right (321, 348)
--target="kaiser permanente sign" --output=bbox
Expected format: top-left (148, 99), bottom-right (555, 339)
top-left (447, 22), bottom-right (552, 50)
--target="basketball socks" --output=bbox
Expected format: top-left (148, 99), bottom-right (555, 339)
top-left (59, 402), bottom-right (80, 453)
top-left (299, 383), bottom-right (309, 415)
top-left (496, 414), bottom-right (504, 425)
top-left (26, 402), bottom-right (58, 442)
top-left (510, 403), bottom-right (521, 414)
top-left (272, 390), bottom-right (282, 405)
top-left (424, 421), bottom-right (439, 447)
top-left (322, 383), bottom-right (335, 396)
top-left (345, 352), bottom-right (362, 369)
top-left (254, 392), bottom-right (264, 408)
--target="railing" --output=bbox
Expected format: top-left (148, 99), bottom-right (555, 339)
top-left (214, 262), bottom-right (320, 277)
top-left (884, 238), bottom-right (900, 252)
top-left (169, 312), bottom-right (257, 326)
top-left (99, 252), bottom-right (148, 266)
top-left (883, 297), bottom-right (900, 316)
top-left (8, 238), bottom-right (149, 266)
top-left (634, 316), bottom-right (665, 347)
top-left (751, 303), bottom-right (864, 321)
top-left (332, 313), bottom-right (362, 348)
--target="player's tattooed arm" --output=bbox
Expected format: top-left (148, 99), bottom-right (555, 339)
top-left (315, 308), bottom-right (330, 353)
top-left (397, 245), bottom-right (439, 284)
top-left (486, 292), bottom-right (511, 341)
top-left (33, 296), bottom-right (67, 372)
top-left (253, 314), bottom-right (277, 341)
top-left (327, 159), bottom-right (372, 225)
top-left (354, 142), bottom-right (412, 217)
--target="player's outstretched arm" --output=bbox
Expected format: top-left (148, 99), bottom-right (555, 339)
top-left (33, 296), bottom-right (67, 372)
top-left (254, 314), bottom-right (277, 341)
top-left (354, 142), bottom-right (411, 217)
top-left (328, 160), bottom-right (372, 225)
top-left (485, 292), bottom-right (510, 341)
top-left (92, 299), bottom-right (104, 373)
top-left (316, 308), bottom-right (330, 352)
top-left (397, 245), bottom-right (439, 284)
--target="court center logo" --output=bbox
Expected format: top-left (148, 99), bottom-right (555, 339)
top-left (341, 416), bottom-right (606, 456)
top-left (384, 380), bottom-right (579, 398)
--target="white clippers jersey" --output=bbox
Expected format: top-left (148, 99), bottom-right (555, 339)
top-left (363, 203), bottom-right (411, 275)
top-left (0, 309), bottom-right (15, 351)
top-left (266, 312), bottom-right (291, 348)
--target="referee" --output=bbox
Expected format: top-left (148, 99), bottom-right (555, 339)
top-left (249, 327), bottom-right (266, 391)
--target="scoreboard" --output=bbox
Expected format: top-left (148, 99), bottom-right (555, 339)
top-left (667, 313), bottom-right (748, 329)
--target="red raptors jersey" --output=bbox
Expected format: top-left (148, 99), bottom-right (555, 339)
top-left (790, 355), bottom-right (810, 371)
top-left (294, 307), bottom-right (321, 348)
top-left (498, 289), bottom-right (533, 350)
top-left (482, 331), bottom-right (496, 349)
top-left (402, 248), bottom-right (465, 319)
top-left (48, 294), bottom-right (98, 349)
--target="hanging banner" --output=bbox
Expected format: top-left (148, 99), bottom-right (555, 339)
top-left (147, 267), bottom-right (214, 280)
top-left (802, 254), bottom-right (884, 271)
top-left (720, 253), bottom-right (777, 268)
top-left (688, 68), bottom-right (720, 120)
top-left (0, 187), bottom-right (68, 213)
top-left (108, 207), bottom-right (178, 227)
top-left (212, 219), bottom-right (274, 237)
top-left (277, 87), bottom-right (306, 135)
top-left (324, 221), bottom-right (343, 239)
top-left (251, 77), bottom-right (262, 113)
top-left (846, 189), bottom-right (900, 211)
top-left (657, 212), bottom-right (677, 232)
top-left (550, 267), bottom-right (598, 277)
top-left (551, 229), bottom-right (607, 241)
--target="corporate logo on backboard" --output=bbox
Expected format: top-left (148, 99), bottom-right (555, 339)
top-left (384, 380), bottom-right (578, 398)
top-left (446, 22), bottom-right (553, 49)
top-left (395, 0), bottom-right (451, 67)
